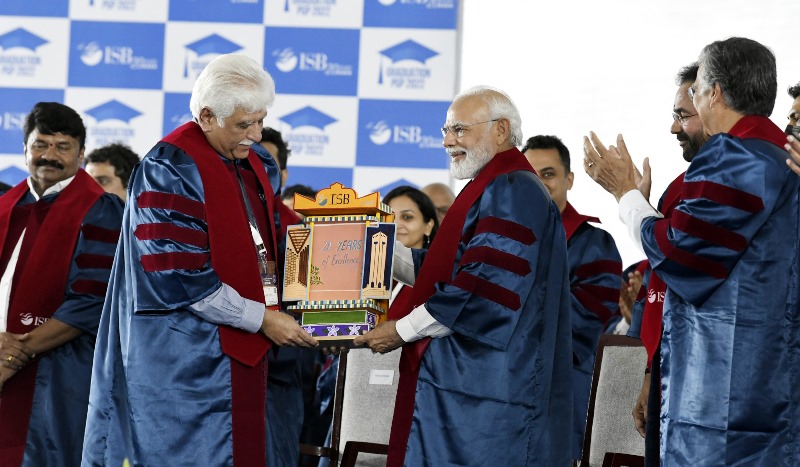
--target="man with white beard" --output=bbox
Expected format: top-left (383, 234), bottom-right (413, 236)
top-left (354, 85), bottom-right (573, 466)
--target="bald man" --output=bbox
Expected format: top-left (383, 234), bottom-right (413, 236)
top-left (421, 182), bottom-right (455, 225)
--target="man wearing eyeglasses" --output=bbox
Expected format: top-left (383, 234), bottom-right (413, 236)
top-left (0, 102), bottom-right (123, 466)
top-left (521, 133), bottom-right (622, 462)
top-left (585, 37), bottom-right (800, 465)
top-left (355, 85), bottom-right (573, 466)
top-left (626, 63), bottom-right (707, 467)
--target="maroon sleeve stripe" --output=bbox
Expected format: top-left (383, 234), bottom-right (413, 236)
top-left (572, 288), bottom-right (614, 324)
top-left (470, 216), bottom-right (536, 245)
top-left (654, 219), bottom-right (729, 279)
top-left (134, 223), bottom-right (209, 249)
top-left (682, 181), bottom-right (764, 213)
top-left (71, 279), bottom-right (108, 297)
top-left (140, 252), bottom-right (210, 272)
top-left (137, 191), bottom-right (206, 220)
top-left (80, 224), bottom-right (120, 244)
top-left (458, 246), bottom-right (531, 277)
top-left (574, 283), bottom-right (620, 303)
top-left (75, 254), bottom-right (114, 270)
top-left (451, 271), bottom-right (521, 311)
top-left (575, 259), bottom-right (622, 279)
top-left (671, 210), bottom-right (747, 252)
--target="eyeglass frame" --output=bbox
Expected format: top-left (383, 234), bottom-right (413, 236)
top-left (440, 119), bottom-right (500, 138)
top-left (672, 112), bottom-right (698, 125)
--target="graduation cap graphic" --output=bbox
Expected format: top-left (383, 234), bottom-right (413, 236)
top-left (0, 166), bottom-right (28, 187)
top-left (278, 106), bottom-right (337, 131)
top-left (378, 39), bottom-right (438, 84)
top-left (84, 100), bottom-right (142, 124)
top-left (183, 34), bottom-right (243, 78)
top-left (376, 178), bottom-right (418, 196)
top-left (0, 28), bottom-right (48, 52)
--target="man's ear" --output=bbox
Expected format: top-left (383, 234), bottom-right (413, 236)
top-left (495, 118), bottom-right (510, 146)
top-left (198, 108), bottom-right (215, 131)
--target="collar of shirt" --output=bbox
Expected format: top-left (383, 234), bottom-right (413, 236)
top-left (26, 174), bottom-right (77, 201)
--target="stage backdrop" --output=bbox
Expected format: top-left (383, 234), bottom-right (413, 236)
top-left (0, 0), bottom-right (460, 196)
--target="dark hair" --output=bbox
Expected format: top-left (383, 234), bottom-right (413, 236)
top-left (698, 37), bottom-right (777, 116)
top-left (520, 135), bottom-right (571, 172)
top-left (382, 185), bottom-right (439, 248)
top-left (788, 82), bottom-right (800, 100)
top-left (23, 102), bottom-right (86, 149)
top-left (676, 62), bottom-right (699, 85)
top-left (260, 127), bottom-right (290, 170)
top-left (85, 143), bottom-right (140, 188)
top-left (281, 184), bottom-right (316, 202)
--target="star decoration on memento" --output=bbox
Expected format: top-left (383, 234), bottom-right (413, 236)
top-left (327, 325), bottom-right (340, 337)
top-left (304, 326), bottom-right (315, 335)
top-left (348, 325), bottom-right (361, 335)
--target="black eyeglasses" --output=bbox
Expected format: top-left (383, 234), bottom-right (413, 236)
top-left (440, 119), bottom-right (499, 138)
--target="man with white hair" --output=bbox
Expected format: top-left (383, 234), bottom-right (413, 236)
top-left (355, 86), bottom-right (573, 466)
top-left (82, 54), bottom-right (317, 466)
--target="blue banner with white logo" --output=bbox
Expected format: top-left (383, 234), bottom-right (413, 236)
top-left (0, 1), bottom-right (460, 193)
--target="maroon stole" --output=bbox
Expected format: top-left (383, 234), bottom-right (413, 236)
top-left (640, 115), bottom-right (786, 366)
top-left (385, 148), bottom-right (535, 467)
top-left (640, 173), bottom-right (683, 366)
top-left (162, 122), bottom-right (276, 466)
top-left (0, 170), bottom-right (104, 465)
top-left (561, 201), bottom-right (599, 242)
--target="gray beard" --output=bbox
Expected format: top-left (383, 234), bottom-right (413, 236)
top-left (449, 139), bottom-right (494, 180)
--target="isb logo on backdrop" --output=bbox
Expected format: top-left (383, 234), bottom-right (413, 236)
top-left (364, 0), bottom-right (458, 29)
top-left (265, 27), bottom-right (359, 96)
top-left (357, 99), bottom-right (449, 169)
top-left (69, 21), bottom-right (164, 89)
top-left (0, 88), bottom-right (63, 155)
top-left (278, 106), bottom-right (337, 157)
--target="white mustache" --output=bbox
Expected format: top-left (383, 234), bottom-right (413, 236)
top-left (446, 147), bottom-right (466, 156)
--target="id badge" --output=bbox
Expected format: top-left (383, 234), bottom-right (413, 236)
top-left (263, 285), bottom-right (279, 306)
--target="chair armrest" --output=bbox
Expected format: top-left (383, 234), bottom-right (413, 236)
top-left (340, 441), bottom-right (390, 467)
top-left (602, 452), bottom-right (645, 467)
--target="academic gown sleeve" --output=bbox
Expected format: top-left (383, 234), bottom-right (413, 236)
top-left (52, 193), bottom-right (123, 334)
top-left (640, 136), bottom-right (793, 305)
top-left (423, 171), bottom-right (550, 351)
top-left (567, 224), bottom-right (622, 368)
top-left (128, 144), bottom-right (222, 312)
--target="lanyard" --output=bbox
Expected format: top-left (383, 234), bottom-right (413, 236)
top-left (234, 161), bottom-right (266, 256)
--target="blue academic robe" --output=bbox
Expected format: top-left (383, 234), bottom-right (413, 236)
top-left (406, 170), bottom-right (573, 466)
top-left (562, 204), bottom-right (622, 459)
top-left (82, 141), bottom-right (281, 466)
top-left (639, 116), bottom-right (800, 465)
top-left (4, 182), bottom-right (122, 467)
